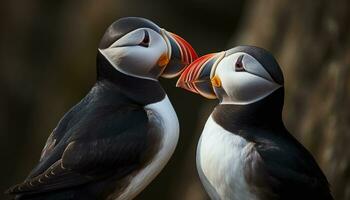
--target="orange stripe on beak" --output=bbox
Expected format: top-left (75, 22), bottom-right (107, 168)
top-left (169, 32), bottom-right (198, 66)
top-left (177, 52), bottom-right (223, 99)
top-left (161, 31), bottom-right (198, 78)
top-left (178, 54), bottom-right (214, 92)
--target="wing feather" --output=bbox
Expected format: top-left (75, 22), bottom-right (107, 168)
top-left (243, 130), bottom-right (333, 200)
top-left (7, 103), bottom-right (156, 196)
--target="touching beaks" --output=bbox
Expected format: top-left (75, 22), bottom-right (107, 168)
top-left (160, 30), bottom-right (198, 78)
top-left (176, 52), bottom-right (225, 99)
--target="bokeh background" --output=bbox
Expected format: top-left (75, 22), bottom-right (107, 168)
top-left (2, 0), bottom-right (350, 199)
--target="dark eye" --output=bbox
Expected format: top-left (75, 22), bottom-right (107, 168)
top-left (139, 30), bottom-right (150, 47)
top-left (235, 54), bottom-right (245, 72)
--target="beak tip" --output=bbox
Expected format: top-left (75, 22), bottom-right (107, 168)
top-left (176, 52), bottom-right (221, 99)
top-left (175, 78), bottom-right (186, 89)
top-left (175, 81), bottom-right (181, 88)
top-left (175, 77), bottom-right (196, 93)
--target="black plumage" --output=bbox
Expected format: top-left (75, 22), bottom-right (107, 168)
top-left (98, 17), bottom-right (161, 49)
top-left (6, 51), bottom-right (165, 200)
top-left (177, 45), bottom-right (334, 200)
top-left (212, 88), bottom-right (333, 200)
top-left (7, 16), bottom-right (199, 199)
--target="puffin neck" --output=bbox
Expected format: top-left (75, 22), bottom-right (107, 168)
top-left (96, 51), bottom-right (166, 105)
top-left (212, 88), bottom-right (285, 133)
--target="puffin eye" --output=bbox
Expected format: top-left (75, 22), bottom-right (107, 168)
top-left (139, 30), bottom-right (150, 47)
top-left (235, 55), bottom-right (245, 72)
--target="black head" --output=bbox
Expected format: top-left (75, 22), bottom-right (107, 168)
top-left (226, 45), bottom-right (284, 85)
top-left (99, 17), bottom-right (161, 49)
top-left (97, 17), bottom-right (197, 81)
top-left (177, 45), bottom-right (284, 105)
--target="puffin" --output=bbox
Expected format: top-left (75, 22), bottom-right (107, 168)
top-left (6, 17), bottom-right (197, 200)
top-left (177, 46), bottom-right (333, 200)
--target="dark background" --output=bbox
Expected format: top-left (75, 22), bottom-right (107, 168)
top-left (1, 0), bottom-right (350, 199)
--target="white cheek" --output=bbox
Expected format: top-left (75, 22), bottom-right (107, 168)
top-left (149, 30), bottom-right (168, 57)
top-left (99, 47), bottom-right (126, 68)
top-left (99, 47), bottom-right (154, 80)
top-left (109, 28), bottom-right (144, 48)
top-left (216, 64), bottom-right (281, 105)
top-left (122, 39), bottom-right (167, 72)
top-left (98, 30), bottom-right (168, 80)
top-left (147, 37), bottom-right (168, 65)
top-left (125, 47), bottom-right (158, 68)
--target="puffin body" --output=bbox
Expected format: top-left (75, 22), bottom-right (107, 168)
top-left (177, 46), bottom-right (333, 200)
top-left (7, 17), bottom-right (197, 200)
top-left (197, 116), bottom-right (255, 200)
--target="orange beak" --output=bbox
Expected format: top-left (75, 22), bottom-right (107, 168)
top-left (176, 52), bottom-right (225, 99)
top-left (161, 31), bottom-right (198, 78)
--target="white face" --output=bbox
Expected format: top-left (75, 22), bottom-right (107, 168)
top-left (99, 28), bottom-right (168, 80)
top-left (213, 52), bottom-right (282, 105)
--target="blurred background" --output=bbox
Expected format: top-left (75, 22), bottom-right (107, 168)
top-left (1, 0), bottom-right (350, 199)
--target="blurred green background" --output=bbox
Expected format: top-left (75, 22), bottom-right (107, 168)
top-left (1, 0), bottom-right (350, 199)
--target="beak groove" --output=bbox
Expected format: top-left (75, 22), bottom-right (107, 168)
top-left (169, 32), bottom-right (197, 66)
top-left (177, 52), bottom-right (224, 99)
top-left (161, 30), bottom-right (198, 78)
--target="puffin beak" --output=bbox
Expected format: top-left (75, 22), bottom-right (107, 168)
top-left (160, 30), bottom-right (198, 78)
top-left (176, 52), bottom-right (225, 99)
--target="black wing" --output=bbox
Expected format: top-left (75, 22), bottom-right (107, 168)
top-left (38, 97), bottom-right (87, 163)
top-left (7, 102), bottom-right (157, 196)
top-left (243, 130), bottom-right (333, 200)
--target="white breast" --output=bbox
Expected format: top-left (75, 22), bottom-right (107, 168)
top-left (197, 116), bottom-right (257, 200)
top-left (115, 95), bottom-right (179, 200)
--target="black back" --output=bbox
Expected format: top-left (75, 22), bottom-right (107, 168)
top-left (7, 17), bottom-right (169, 200)
top-left (7, 81), bottom-right (163, 199)
top-left (212, 88), bottom-right (333, 200)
